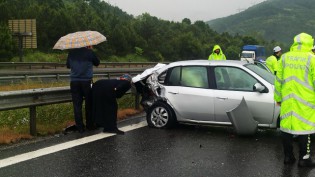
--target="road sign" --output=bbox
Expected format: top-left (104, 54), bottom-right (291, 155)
top-left (8, 19), bottom-right (37, 49)
top-left (8, 19), bottom-right (37, 61)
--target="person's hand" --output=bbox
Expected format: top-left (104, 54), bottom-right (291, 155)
top-left (276, 102), bottom-right (281, 106)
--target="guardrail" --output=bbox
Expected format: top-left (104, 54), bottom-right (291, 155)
top-left (0, 67), bottom-right (147, 83)
top-left (0, 63), bottom-right (158, 134)
top-left (0, 62), bottom-right (164, 70)
top-left (0, 87), bottom-right (140, 136)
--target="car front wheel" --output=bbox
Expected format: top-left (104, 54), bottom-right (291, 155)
top-left (147, 102), bottom-right (176, 128)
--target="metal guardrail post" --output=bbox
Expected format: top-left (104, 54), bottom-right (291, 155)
top-left (25, 75), bottom-right (29, 82)
top-left (56, 74), bottom-right (60, 81)
top-left (30, 106), bottom-right (36, 136)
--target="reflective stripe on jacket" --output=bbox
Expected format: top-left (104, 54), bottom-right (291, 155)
top-left (274, 33), bottom-right (315, 135)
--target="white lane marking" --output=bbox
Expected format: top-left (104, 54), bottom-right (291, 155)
top-left (0, 121), bottom-right (147, 168)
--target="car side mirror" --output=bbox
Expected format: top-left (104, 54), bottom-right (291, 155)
top-left (253, 83), bottom-right (267, 93)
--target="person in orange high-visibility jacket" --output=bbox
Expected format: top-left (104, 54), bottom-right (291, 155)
top-left (274, 33), bottom-right (315, 167)
top-left (208, 45), bottom-right (226, 60)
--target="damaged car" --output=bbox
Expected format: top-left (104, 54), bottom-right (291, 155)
top-left (133, 60), bottom-right (280, 135)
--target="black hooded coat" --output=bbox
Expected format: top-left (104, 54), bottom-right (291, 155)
top-left (92, 79), bottom-right (131, 130)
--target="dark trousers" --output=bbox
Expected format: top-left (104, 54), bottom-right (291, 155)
top-left (102, 99), bottom-right (118, 131)
top-left (70, 80), bottom-right (92, 129)
top-left (91, 79), bottom-right (131, 131)
top-left (282, 132), bottom-right (310, 160)
top-left (92, 88), bottom-right (118, 131)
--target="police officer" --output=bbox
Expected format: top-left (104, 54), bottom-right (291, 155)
top-left (274, 33), bottom-right (315, 167)
top-left (208, 45), bottom-right (226, 60)
top-left (266, 46), bottom-right (282, 75)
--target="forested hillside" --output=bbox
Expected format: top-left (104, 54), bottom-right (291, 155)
top-left (207, 0), bottom-right (315, 44)
top-left (0, 0), bottom-right (278, 62)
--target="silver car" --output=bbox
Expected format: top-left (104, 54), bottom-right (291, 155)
top-left (135, 60), bottom-right (280, 135)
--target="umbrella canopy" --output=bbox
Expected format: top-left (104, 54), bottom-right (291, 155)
top-left (53, 31), bottom-right (106, 50)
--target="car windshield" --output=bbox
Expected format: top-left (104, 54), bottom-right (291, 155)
top-left (241, 53), bottom-right (253, 58)
top-left (245, 64), bottom-right (274, 85)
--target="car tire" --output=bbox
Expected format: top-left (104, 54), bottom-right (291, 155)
top-left (146, 101), bottom-right (176, 128)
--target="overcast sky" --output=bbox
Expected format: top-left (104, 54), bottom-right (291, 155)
top-left (106, 0), bottom-right (267, 22)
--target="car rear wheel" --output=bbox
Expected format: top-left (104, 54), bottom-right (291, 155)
top-left (147, 102), bottom-right (176, 128)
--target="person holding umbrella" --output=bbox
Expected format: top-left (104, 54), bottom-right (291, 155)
top-left (54, 31), bottom-right (106, 133)
top-left (66, 46), bottom-right (100, 133)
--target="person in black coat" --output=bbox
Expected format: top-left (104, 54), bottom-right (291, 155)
top-left (92, 75), bottom-right (131, 134)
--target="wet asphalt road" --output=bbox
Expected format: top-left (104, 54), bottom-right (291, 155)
top-left (1, 117), bottom-right (315, 177)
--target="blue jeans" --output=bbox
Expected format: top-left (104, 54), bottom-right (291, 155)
top-left (70, 80), bottom-right (92, 130)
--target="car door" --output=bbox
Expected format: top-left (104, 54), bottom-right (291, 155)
top-left (213, 66), bottom-right (275, 124)
top-left (163, 66), bottom-right (215, 121)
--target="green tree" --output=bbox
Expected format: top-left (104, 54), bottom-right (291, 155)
top-left (0, 23), bottom-right (15, 61)
top-left (182, 18), bottom-right (191, 25)
top-left (0, 0), bottom-right (276, 62)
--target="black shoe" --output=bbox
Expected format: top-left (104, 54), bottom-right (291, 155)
top-left (284, 156), bottom-right (296, 164)
top-left (103, 129), bottom-right (111, 133)
top-left (103, 128), bottom-right (125, 135)
top-left (298, 158), bottom-right (315, 167)
top-left (115, 129), bottom-right (125, 135)
top-left (78, 128), bottom-right (85, 133)
top-left (86, 125), bottom-right (97, 131)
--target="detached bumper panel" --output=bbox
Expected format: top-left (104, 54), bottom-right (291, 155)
top-left (227, 97), bottom-right (258, 135)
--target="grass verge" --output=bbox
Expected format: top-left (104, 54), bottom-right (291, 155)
top-left (0, 92), bottom-right (143, 145)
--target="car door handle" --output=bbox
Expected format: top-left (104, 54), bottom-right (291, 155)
top-left (216, 97), bottom-right (228, 100)
top-left (168, 91), bottom-right (179, 94)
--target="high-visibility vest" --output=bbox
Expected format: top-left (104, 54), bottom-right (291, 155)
top-left (274, 33), bottom-right (315, 135)
top-left (208, 44), bottom-right (226, 60)
top-left (266, 55), bottom-right (278, 74)
top-left (208, 53), bottom-right (226, 60)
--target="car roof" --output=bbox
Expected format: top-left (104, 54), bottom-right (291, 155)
top-left (165, 59), bottom-right (248, 68)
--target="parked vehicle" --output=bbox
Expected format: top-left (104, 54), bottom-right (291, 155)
top-left (134, 60), bottom-right (279, 135)
top-left (240, 45), bottom-right (266, 63)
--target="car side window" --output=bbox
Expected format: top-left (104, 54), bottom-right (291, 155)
top-left (214, 68), bottom-right (229, 89)
top-left (214, 67), bottom-right (257, 91)
top-left (167, 66), bottom-right (209, 88)
top-left (181, 66), bottom-right (208, 88)
top-left (167, 67), bottom-right (181, 86)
